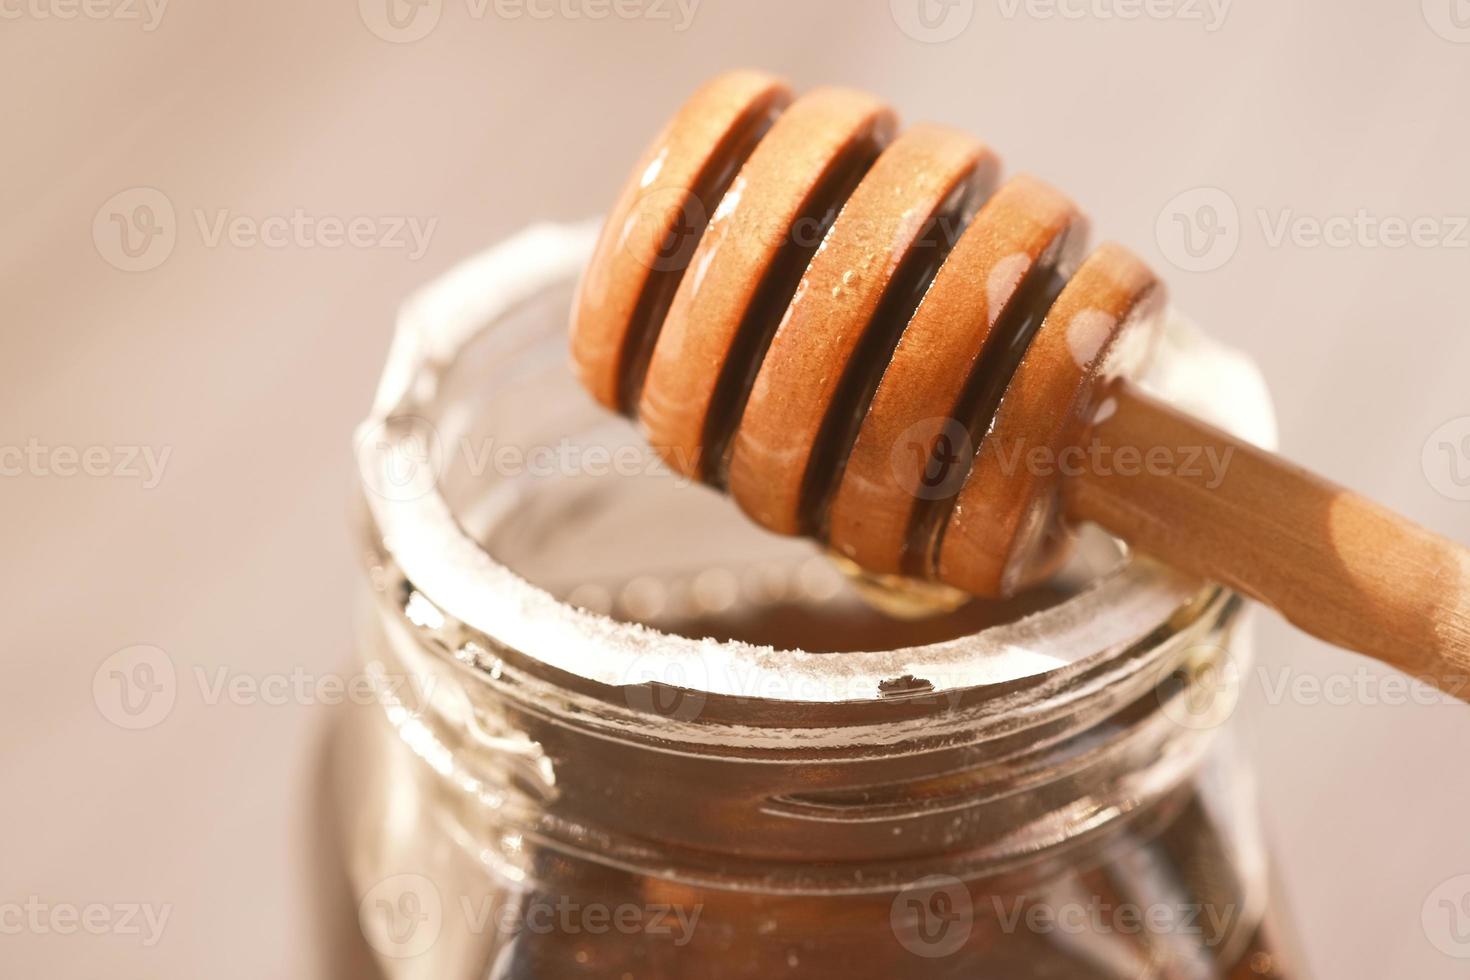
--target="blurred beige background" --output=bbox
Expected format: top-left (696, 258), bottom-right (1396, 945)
top-left (3, 0), bottom-right (1469, 976)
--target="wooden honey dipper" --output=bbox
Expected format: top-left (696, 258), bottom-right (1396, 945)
top-left (570, 70), bottom-right (1470, 698)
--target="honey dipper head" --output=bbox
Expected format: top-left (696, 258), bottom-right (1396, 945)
top-left (571, 71), bottom-right (1165, 600)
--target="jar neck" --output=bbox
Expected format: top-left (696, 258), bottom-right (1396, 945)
top-left (362, 544), bottom-right (1244, 894)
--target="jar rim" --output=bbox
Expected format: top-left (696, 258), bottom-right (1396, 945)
top-left (355, 222), bottom-right (1266, 718)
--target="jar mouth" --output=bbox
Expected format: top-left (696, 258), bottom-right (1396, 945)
top-left (355, 221), bottom-right (1271, 732)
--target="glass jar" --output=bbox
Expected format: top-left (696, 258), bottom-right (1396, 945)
top-left (325, 222), bottom-right (1300, 979)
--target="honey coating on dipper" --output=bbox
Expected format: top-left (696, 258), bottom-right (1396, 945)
top-left (826, 174), bottom-right (1088, 577)
top-left (639, 87), bottom-right (897, 482)
top-left (727, 123), bottom-right (998, 536)
top-left (572, 70), bottom-right (793, 411)
top-left (937, 244), bottom-right (1165, 597)
top-left (570, 71), bottom-right (1165, 600)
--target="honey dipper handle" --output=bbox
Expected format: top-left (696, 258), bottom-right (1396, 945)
top-left (1064, 383), bottom-right (1470, 700)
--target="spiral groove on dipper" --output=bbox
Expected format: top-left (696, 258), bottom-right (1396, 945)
top-left (572, 71), bottom-right (1165, 598)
